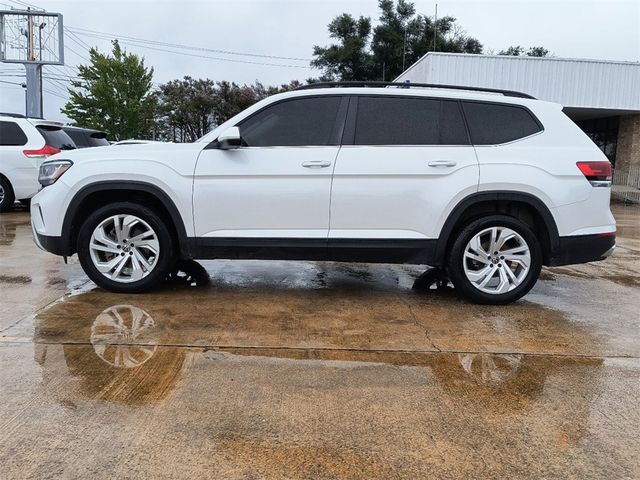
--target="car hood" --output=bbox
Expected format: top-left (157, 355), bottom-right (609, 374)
top-left (47, 142), bottom-right (205, 164)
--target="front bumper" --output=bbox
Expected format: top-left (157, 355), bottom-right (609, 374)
top-left (32, 216), bottom-right (68, 256)
top-left (548, 233), bottom-right (616, 266)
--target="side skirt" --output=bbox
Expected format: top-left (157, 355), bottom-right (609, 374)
top-left (186, 238), bottom-right (437, 265)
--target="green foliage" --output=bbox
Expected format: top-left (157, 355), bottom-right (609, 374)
top-left (153, 79), bottom-right (302, 142)
top-left (313, 0), bottom-right (483, 81)
top-left (498, 45), bottom-right (550, 57)
top-left (62, 41), bottom-right (155, 141)
top-left (311, 14), bottom-right (376, 80)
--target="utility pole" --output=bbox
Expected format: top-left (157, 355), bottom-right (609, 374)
top-left (24, 8), bottom-right (43, 118)
top-left (402, 27), bottom-right (407, 72)
top-left (433, 4), bottom-right (438, 52)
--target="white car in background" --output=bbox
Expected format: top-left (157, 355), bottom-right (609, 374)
top-left (30, 82), bottom-right (616, 304)
top-left (0, 113), bottom-right (76, 211)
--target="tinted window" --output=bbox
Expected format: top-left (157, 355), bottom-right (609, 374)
top-left (354, 97), bottom-right (468, 146)
top-left (64, 128), bottom-right (109, 148)
top-left (462, 102), bottom-right (542, 145)
top-left (36, 126), bottom-right (76, 150)
top-left (239, 96), bottom-right (342, 147)
top-left (0, 121), bottom-right (28, 146)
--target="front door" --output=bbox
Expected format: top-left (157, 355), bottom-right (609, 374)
top-left (193, 95), bottom-right (347, 244)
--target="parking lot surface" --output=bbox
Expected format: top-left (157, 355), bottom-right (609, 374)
top-left (1, 204), bottom-right (639, 479)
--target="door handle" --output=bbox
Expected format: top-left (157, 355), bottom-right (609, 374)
top-left (428, 160), bottom-right (457, 168)
top-left (302, 161), bottom-right (332, 168)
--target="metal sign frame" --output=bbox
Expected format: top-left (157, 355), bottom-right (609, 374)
top-left (0, 9), bottom-right (64, 66)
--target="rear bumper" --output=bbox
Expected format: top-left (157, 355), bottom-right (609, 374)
top-left (548, 233), bottom-right (616, 266)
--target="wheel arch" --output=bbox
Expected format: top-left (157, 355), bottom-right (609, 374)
top-left (434, 191), bottom-right (560, 266)
top-left (61, 181), bottom-right (189, 257)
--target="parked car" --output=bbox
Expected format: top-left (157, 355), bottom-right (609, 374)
top-left (0, 113), bottom-right (76, 211)
top-left (31, 82), bottom-right (616, 304)
top-left (62, 126), bottom-right (109, 149)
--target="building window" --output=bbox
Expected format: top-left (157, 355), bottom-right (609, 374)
top-left (575, 116), bottom-right (619, 167)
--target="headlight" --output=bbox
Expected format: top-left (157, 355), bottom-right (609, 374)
top-left (39, 160), bottom-right (73, 187)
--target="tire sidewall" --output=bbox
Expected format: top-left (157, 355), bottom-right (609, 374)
top-left (77, 202), bottom-right (174, 293)
top-left (0, 177), bottom-right (15, 212)
top-left (447, 215), bottom-right (543, 305)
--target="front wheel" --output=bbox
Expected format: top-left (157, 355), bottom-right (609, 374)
top-left (447, 215), bottom-right (542, 305)
top-left (77, 202), bottom-right (175, 293)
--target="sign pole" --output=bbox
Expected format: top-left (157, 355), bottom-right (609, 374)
top-left (25, 63), bottom-right (43, 118)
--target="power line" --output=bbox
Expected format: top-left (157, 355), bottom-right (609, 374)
top-left (64, 38), bottom-right (91, 62)
top-left (0, 78), bottom-right (24, 85)
top-left (67, 32), bottom-right (311, 69)
top-left (65, 28), bottom-right (92, 50)
top-left (5, 0), bottom-right (43, 10)
top-left (68, 26), bottom-right (312, 62)
top-left (42, 86), bottom-right (67, 99)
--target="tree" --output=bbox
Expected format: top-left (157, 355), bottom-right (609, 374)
top-left (153, 79), bottom-right (303, 142)
top-left (311, 14), bottom-right (375, 80)
top-left (312, 0), bottom-right (483, 81)
top-left (154, 76), bottom-right (217, 142)
top-left (499, 46), bottom-right (550, 57)
top-left (63, 40), bottom-right (155, 141)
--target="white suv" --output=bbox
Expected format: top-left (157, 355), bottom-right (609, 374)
top-left (0, 113), bottom-right (76, 211)
top-left (30, 83), bottom-right (616, 304)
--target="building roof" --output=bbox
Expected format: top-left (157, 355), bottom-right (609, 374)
top-left (395, 53), bottom-right (640, 113)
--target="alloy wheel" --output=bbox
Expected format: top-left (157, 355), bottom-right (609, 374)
top-left (462, 226), bottom-right (531, 294)
top-left (89, 214), bottom-right (160, 283)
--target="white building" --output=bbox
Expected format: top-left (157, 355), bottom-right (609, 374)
top-left (396, 53), bottom-right (640, 172)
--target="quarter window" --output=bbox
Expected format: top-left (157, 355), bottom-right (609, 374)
top-left (462, 102), bottom-right (542, 145)
top-left (239, 96), bottom-right (342, 147)
top-left (0, 121), bottom-right (28, 146)
top-left (354, 97), bottom-right (469, 146)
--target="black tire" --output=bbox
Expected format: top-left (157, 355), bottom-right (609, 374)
top-left (77, 202), bottom-right (176, 293)
top-left (0, 177), bottom-right (15, 212)
top-left (447, 215), bottom-right (542, 305)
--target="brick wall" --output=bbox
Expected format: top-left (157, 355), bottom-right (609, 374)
top-left (616, 114), bottom-right (640, 171)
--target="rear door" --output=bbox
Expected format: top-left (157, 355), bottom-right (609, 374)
top-left (330, 95), bottom-right (479, 244)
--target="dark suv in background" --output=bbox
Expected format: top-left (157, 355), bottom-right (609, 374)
top-left (62, 126), bottom-right (110, 148)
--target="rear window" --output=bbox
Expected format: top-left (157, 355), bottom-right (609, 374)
top-left (64, 128), bottom-right (109, 148)
top-left (354, 97), bottom-right (469, 145)
top-left (462, 102), bottom-right (542, 145)
top-left (0, 121), bottom-right (28, 146)
top-left (36, 126), bottom-right (76, 150)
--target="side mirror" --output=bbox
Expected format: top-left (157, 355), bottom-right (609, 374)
top-left (217, 126), bottom-right (242, 150)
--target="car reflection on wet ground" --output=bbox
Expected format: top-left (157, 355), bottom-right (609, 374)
top-left (0, 204), bottom-right (639, 479)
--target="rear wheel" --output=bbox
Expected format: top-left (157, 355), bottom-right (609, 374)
top-left (447, 215), bottom-right (542, 304)
top-left (0, 177), bottom-right (15, 212)
top-left (77, 202), bottom-right (175, 293)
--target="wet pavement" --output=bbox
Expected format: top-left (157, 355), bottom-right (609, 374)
top-left (1, 204), bottom-right (639, 479)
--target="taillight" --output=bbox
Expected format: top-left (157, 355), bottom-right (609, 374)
top-left (23, 145), bottom-right (61, 158)
top-left (576, 161), bottom-right (612, 187)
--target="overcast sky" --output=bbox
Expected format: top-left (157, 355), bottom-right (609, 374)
top-left (1, 0), bottom-right (638, 122)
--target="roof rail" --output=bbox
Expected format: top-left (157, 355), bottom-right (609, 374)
top-left (296, 81), bottom-right (536, 99)
top-left (0, 112), bottom-right (26, 118)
